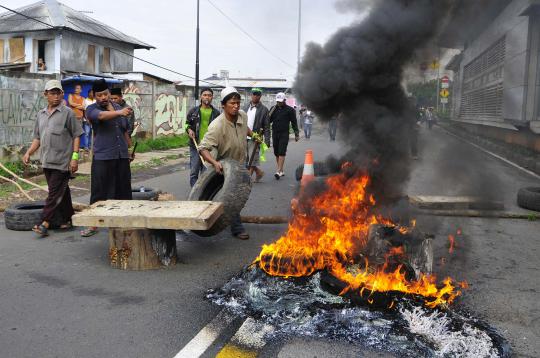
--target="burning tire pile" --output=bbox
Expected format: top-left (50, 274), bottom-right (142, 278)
top-left (208, 167), bottom-right (510, 357)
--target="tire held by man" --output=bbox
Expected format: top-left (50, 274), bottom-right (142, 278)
top-left (188, 159), bottom-right (252, 237)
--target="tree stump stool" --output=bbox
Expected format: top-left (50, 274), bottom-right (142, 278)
top-left (109, 228), bottom-right (177, 270)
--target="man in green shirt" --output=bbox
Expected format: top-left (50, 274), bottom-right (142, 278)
top-left (185, 88), bottom-right (221, 186)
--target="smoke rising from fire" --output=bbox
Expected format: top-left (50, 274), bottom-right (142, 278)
top-left (294, 0), bottom-right (451, 204)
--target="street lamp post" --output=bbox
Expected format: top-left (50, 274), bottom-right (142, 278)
top-left (195, 0), bottom-right (200, 105)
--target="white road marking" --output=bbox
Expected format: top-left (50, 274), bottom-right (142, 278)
top-left (173, 309), bottom-right (237, 358)
top-left (229, 317), bottom-right (274, 349)
top-left (442, 128), bottom-right (540, 180)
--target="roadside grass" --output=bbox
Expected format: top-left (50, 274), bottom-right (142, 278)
top-left (134, 134), bottom-right (190, 153)
top-left (0, 160), bottom-right (26, 177)
top-left (0, 177), bottom-right (47, 199)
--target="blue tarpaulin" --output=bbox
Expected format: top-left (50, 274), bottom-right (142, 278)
top-left (61, 75), bottom-right (123, 99)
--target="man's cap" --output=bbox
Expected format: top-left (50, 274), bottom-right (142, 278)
top-left (220, 86), bottom-right (240, 103)
top-left (44, 80), bottom-right (62, 91)
top-left (251, 87), bottom-right (262, 95)
top-left (110, 87), bottom-right (123, 96)
top-left (92, 79), bottom-right (109, 93)
top-left (275, 92), bottom-right (286, 102)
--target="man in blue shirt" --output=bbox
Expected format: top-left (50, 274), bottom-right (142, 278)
top-left (81, 79), bottom-right (134, 237)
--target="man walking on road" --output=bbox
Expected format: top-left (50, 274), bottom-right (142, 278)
top-left (23, 80), bottom-right (83, 237)
top-left (199, 87), bottom-right (253, 240)
top-left (243, 88), bottom-right (270, 182)
top-left (80, 79), bottom-right (135, 237)
top-left (185, 87), bottom-right (221, 186)
top-left (269, 92), bottom-right (299, 180)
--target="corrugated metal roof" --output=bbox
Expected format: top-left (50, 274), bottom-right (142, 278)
top-left (0, 0), bottom-right (154, 49)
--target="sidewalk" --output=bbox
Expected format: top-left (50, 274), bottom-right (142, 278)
top-left (77, 147), bottom-right (189, 175)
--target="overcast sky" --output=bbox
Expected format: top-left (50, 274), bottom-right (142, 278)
top-left (3, 0), bottom-right (361, 81)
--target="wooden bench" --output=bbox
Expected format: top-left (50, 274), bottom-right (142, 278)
top-left (72, 200), bottom-right (223, 270)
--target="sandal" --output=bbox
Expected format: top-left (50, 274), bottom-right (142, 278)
top-left (234, 232), bottom-right (250, 240)
top-left (80, 227), bottom-right (98, 237)
top-left (32, 224), bottom-right (49, 237)
top-left (58, 222), bottom-right (73, 230)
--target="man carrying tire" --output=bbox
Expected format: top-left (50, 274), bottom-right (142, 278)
top-left (23, 80), bottom-right (84, 237)
top-left (198, 87), bottom-right (253, 240)
top-left (185, 87), bottom-right (221, 187)
top-left (268, 92), bottom-right (299, 179)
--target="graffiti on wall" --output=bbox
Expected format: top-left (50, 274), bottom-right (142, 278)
top-left (122, 84), bottom-right (148, 132)
top-left (0, 90), bottom-right (47, 145)
top-left (154, 94), bottom-right (187, 136)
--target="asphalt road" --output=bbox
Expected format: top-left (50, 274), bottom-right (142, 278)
top-left (0, 125), bottom-right (538, 357)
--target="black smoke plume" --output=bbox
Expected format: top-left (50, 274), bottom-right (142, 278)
top-left (294, 0), bottom-right (451, 204)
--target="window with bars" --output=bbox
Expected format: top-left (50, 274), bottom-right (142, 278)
top-left (460, 37), bottom-right (505, 120)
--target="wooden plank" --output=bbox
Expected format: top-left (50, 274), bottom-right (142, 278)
top-left (409, 195), bottom-right (504, 211)
top-left (8, 37), bottom-right (24, 63)
top-left (0, 39), bottom-right (4, 63)
top-left (72, 200), bottom-right (223, 230)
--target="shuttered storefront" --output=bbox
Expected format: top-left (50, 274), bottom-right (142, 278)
top-left (460, 37), bottom-right (505, 121)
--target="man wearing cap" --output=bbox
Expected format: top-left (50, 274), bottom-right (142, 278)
top-left (110, 87), bottom-right (136, 136)
top-left (23, 80), bottom-right (84, 237)
top-left (198, 86), bottom-right (253, 240)
top-left (80, 79), bottom-right (134, 237)
top-left (243, 88), bottom-right (270, 182)
top-left (185, 87), bottom-right (221, 187)
top-left (268, 92), bottom-right (299, 179)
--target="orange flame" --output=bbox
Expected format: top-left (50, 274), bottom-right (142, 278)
top-left (255, 170), bottom-right (465, 308)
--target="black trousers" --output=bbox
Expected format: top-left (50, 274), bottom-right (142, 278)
top-left (42, 168), bottom-right (73, 224)
top-left (90, 158), bottom-right (132, 204)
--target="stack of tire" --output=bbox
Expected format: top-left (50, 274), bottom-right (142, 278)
top-left (4, 186), bottom-right (161, 231)
top-left (517, 187), bottom-right (540, 212)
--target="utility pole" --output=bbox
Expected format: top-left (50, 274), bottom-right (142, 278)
top-left (297, 0), bottom-right (302, 71)
top-left (436, 47), bottom-right (441, 113)
top-left (195, 0), bottom-right (200, 105)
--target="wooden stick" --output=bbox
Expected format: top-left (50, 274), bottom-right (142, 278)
top-left (191, 137), bottom-right (207, 167)
top-left (240, 210), bottom-right (539, 224)
top-left (0, 174), bottom-right (34, 201)
top-left (0, 162), bottom-right (48, 192)
top-left (241, 215), bottom-right (288, 224)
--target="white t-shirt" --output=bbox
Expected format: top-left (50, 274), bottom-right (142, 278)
top-left (84, 98), bottom-right (96, 110)
top-left (247, 104), bottom-right (257, 131)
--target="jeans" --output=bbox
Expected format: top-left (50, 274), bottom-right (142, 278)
top-left (328, 120), bottom-right (337, 140)
top-left (230, 214), bottom-right (245, 235)
top-left (304, 123), bottom-right (312, 139)
top-left (81, 122), bottom-right (92, 149)
top-left (189, 145), bottom-right (206, 187)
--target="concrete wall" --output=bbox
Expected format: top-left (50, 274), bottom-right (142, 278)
top-left (0, 75), bottom-right (52, 148)
top-left (121, 81), bottom-right (191, 138)
top-left (60, 31), bottom-right (134, 74)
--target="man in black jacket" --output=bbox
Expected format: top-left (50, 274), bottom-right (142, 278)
top-left (268, 92), bottom-right (299, 179)
top-left (243, 88), bottom-right (270, 182)
top-left (185, 87), bottom-right (221, 186)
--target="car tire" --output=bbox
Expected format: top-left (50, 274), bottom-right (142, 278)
top-left (517, 187), bottom-right (540, 212)
top-left (131, 186), bottom-right (159, 201)
top-left (4, 201), bottom-right (62, 231)
top-left (188, 159), bottom-right (252, 237)
top-left (295, 161), bottom-right (330, 181)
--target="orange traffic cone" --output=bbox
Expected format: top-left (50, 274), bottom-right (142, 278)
top-left (291, 150), bottom-right (315, 210)
top-left (300, 149), bottom-right (315, 187)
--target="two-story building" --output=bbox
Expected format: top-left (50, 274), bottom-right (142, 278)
top-left (0, 0), bottom-right (153, 75)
